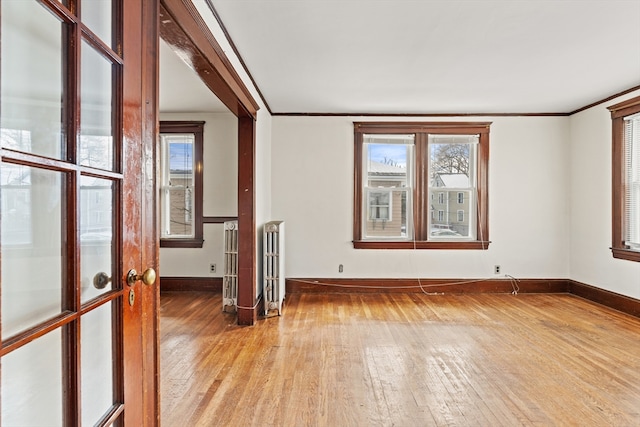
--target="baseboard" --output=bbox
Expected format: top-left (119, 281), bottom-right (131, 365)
top-left (160, 277), bottom-right (222, 292)
top-left (157, 276), bottom-right (640, 319)
top-left (286, 278), bottom-right (569, 294)
top-left (568, 279), bottom-right (640, 318)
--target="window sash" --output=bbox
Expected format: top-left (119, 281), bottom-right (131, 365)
top-left (160, 132), bottom-right (196, 240)
top-left (427, 135), bottom-right (478, 240)
top-left (161, 186), bottom-right (194, 238)
top-left (361, 138), bottom-right (413, 240)
top-left (624, 114), bottom-right (640, 249)
top-left (159, 121), bottom-right (205, 248)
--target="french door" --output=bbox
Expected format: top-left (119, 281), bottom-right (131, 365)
top-left (0, 0), bottom-right (158, 425)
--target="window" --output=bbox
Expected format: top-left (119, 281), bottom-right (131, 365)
top-left (159, 121), bottom-right (204, 248)
top-left (609, 96), bottom-right (640, 262)
top-left (354, 122), bottom-right (490, 249)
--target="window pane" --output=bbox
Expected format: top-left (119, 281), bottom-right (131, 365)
top-left (1, 1), bottom-right (65, 160)
top-left (364, 189), bottom-right (409, 239)
top-left (429, 190), bottom-right (473, 238)
top-left (2, 329), bottom-right (63, 426)
top-left (429, 135), bottom-right (476, 177)
top-left (364, 137), bottom-right (411, 188)
top-left (1, 164), bottom-right (64, 339)
top-left (368, 191), bottom-right (390, 220)
top-left (80, 40), bottom-right (114, 170)
top-left (161, 133), bottom-right (195, 238)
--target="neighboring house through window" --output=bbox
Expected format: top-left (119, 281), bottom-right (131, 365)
top-left (353, 122), bottom-right (490, 249)
top-left (609, 95), bottom-right (640, 262)
top-left (368, 190), bottom-right (391, 229)
top-left (159, 121), bottom-right (204, 248)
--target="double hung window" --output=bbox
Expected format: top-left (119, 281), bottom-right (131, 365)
top-left (159, 121), bottom-right (204, 248)
top-left (354, 122), bottom-right (490, 249)
top-left (609, 96), bottom-right (640, 262)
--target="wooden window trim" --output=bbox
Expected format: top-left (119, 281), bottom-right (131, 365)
top-left (159, 121), bottom-right (204, 248)
top-left (609, 95), bottom-right (640, 262)
top-left (353, 122), bottom-right (490, 249)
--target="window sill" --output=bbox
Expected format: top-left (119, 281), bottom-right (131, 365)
top-left (160, 239), bottom-right (204, 248)
top-left (353, 240), bottom-right (491, 250)
top-left (612, 247), bottom-right (640, 262)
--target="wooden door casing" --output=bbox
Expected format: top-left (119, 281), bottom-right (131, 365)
top-left (159, 0), bottom-right (259, 325)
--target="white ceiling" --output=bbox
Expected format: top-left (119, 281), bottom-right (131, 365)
top-left (195, 0), bottom-right (640, 115)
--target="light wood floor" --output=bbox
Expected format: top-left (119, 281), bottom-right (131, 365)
top-left (160, 291), bottom-right (640, 426)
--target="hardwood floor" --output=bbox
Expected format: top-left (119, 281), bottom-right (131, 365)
top-left (160, 292), bottom-right (640, 426)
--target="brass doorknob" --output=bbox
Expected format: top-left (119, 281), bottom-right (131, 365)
top-left (126, 268), bottom-right (156, 286)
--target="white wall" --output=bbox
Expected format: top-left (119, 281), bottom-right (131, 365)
top-left (569, 89), bottom-right (640, 299)
top-left (159, 112), bottom-right (237, 277)
top-left (254, 109), bottom-right (273, 295)
top-left (192, 1), bottom-right (274, 295)
top-left (188, 1), bottom-right (640, 299)
top-left (271, 116), bottom-right (570, 279)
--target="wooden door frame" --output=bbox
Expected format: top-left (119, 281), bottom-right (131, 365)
top-left (140, 0), bottom-right (161, 424)
top-left (123, 0), bottom-right (162, 424)
top-left (159, 0), bottom-right (260, 326)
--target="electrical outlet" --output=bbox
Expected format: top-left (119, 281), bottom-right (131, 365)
top-left (494, 265), bottom-right (501, 275)
top-left (338, 264), bottom-right (344, 273)
top-left (210, 263), bottom-right (216, 273)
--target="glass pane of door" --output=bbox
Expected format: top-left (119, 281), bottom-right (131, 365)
top-left (80, 40), bottom-right (114, 171)
top-left (1, 164), bottom-right (65, 339)
top-left (81, 302), bottom-right (115, 424)
top-left (0, 0), bottom-right (65, 160)
top-left (1, 330), bottom-right (63, 425)
top-left (82, 0), bottom-right (112, 45)
top-left (80, 176), bottom-right (115, 303)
